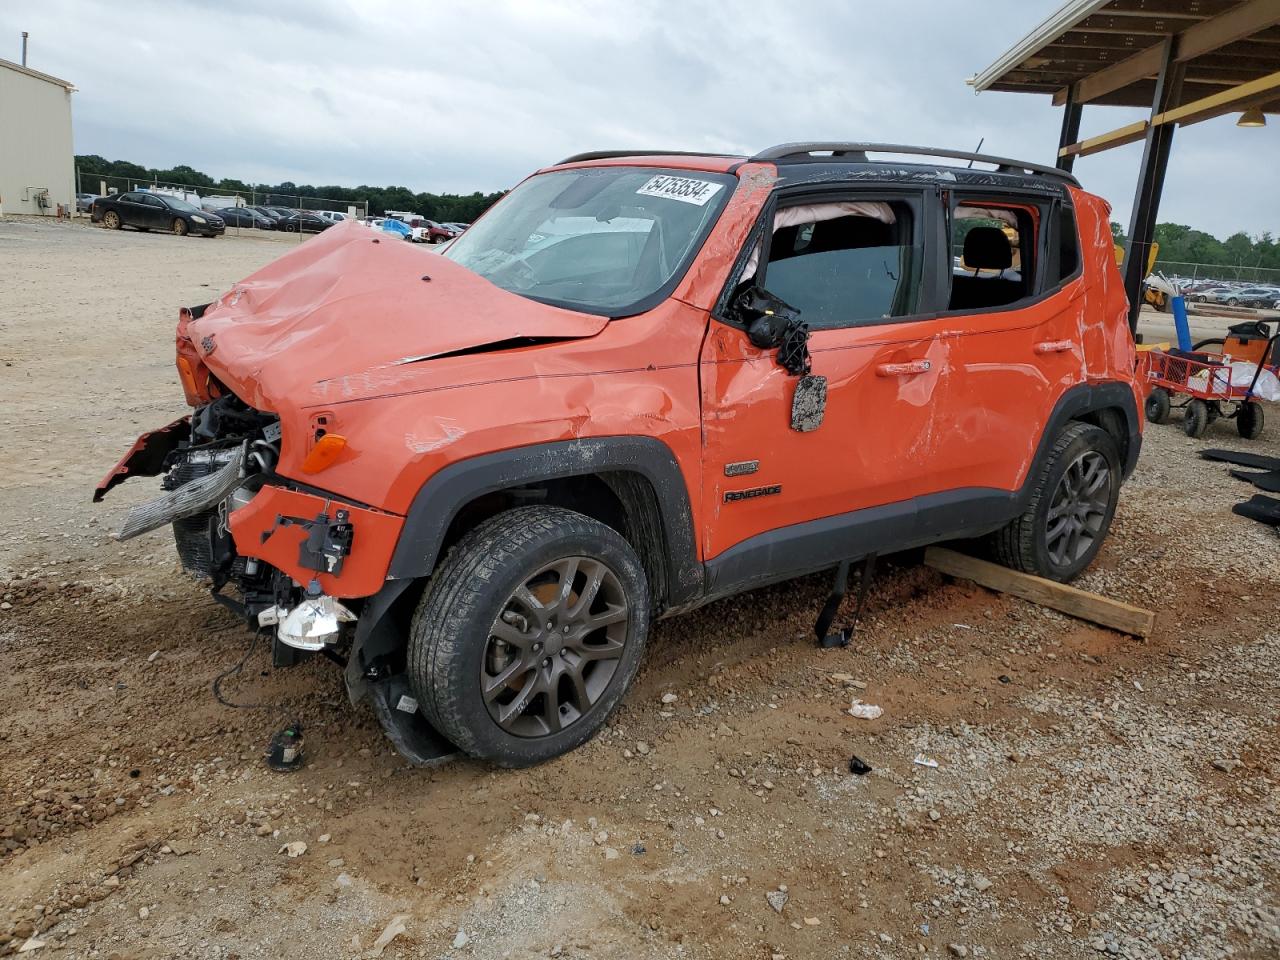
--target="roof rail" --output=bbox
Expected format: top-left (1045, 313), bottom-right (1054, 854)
top-left (556, 149), bottom-right (737, 165)
top-left (752, 142), bottom-right (1079, 185)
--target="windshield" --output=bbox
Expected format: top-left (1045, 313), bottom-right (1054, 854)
top-left (444, 166), bottom-right (735, 314)
top-left (162, 197), bottom-right (201, 212)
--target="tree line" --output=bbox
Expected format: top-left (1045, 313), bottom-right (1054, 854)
top-left (1111, 220), bottom-right (1280, 273)
top-left (75, 155), bottom-right (505, 224)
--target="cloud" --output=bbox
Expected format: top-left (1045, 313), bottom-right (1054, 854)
top-left (5, 0), bottom-right (1276, 238)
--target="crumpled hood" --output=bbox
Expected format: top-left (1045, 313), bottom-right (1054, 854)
top-left (188, 221), bottom-right (608, 410)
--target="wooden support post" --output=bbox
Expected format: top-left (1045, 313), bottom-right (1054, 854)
top-left (924, 547), bottom-right (1156, 638)
top-left (1124, 35), bottom-right (1184, 335)
top-left (1057, 92), bottom-right (1083, 173)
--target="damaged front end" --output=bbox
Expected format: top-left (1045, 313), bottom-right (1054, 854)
top-left (97, 383), bottom-right (379, 664)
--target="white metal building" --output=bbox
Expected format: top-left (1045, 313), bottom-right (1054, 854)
top-left (0, 57), bottom-right (75, 217)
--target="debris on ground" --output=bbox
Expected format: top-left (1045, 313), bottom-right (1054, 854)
top-left (847, 700), bottom-right (883, 720)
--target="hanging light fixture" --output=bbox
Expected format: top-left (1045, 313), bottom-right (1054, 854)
top-left (1237, 108), bottom-right (1267, 128)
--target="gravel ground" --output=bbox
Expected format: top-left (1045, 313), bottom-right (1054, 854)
top-left (1, 216), bottom-right (1278, 959)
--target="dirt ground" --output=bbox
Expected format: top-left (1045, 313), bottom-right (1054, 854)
top-left (1, 217), bottom-right (1278, 960)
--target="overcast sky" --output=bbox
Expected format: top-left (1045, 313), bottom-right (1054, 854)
top-left (5, 0), bottom-right (1276, 239)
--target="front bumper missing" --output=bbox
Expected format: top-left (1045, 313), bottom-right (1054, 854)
top-left (115, 444), bottom-right (246, 541)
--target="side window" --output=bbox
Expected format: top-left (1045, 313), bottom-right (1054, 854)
top-left (760, 199), bottom-right (919, 330)
top-left (1056, 205), bottom-right (1080, 283)
top-left (948, 201), bottom-right (1037, 311)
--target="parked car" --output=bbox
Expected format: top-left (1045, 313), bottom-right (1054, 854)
top-left (218, 207), bottom-right (277, 229)
top-left (275, 210), bottom-right (331, 233)
top-left (1203, 286), bottom-right (1280, 308)
top-left (317, 211), bottom-right (350, 225)
top-left (407, 219), bottom-right (455, 243)
top-left (91, 192), bottom-right (225, 237)
top-left (97, 142), bottom-right (1142, 768)
top-left (378, 218), bottom-right (413, 239)
top-left (76, 193), bottom-right (98, 213)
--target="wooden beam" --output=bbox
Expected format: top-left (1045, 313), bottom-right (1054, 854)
top-left (923, 548), bottom-right (1156, 638)
top-left (1153, 68), bottom-right (1280, 125)
top-left (1053, 42), bottom-right (1165, 105)
top-left (1178, 0), bottom-right (1280, 61)
top-left (1053, 0), bottom-right (1280, 107)
top-left (1058, 119), bottom-right (1149, 158)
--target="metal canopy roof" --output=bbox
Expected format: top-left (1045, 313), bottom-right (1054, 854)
top-left (969, 0), bottom-right (1280, 113)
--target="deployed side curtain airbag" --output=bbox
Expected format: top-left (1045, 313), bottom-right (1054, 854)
top-left (742, 202), bottom-right (897, 282)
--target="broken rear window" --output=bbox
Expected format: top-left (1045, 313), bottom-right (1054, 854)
top-left (444, 166), bottom-right (735, 316)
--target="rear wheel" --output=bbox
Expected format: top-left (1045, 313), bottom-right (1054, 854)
top-left (1145, 387), bottom-right (1171, 425)
top-left (408, 506), bottom-right (650, 767)
top-left (990, 422), bottom-right (1120, 582)
top-left (1238, 401), bottom-right (1265, 440)
top-left (103, 210), bottom-right (121, 230)
top-left (173, 218), bottom-right (188, 237)
top-left (1183, 398), bottom-right (1210, 438)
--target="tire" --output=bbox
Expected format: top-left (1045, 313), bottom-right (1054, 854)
top-left (1145, 387), bottom-right (1172, 425)
top-left (173, 218), bottom-right (188, 237)
top-left (103, 210), bottom-right (121, 230)
top-left (990, 422), bottom-right (1121, 582)
top-left (1238, 401), bottom-right (1265, 440)
top-left (1183, 398), bottom-right (1210, 438)
top-left (408, 506), bottom-right (650, 767)
top-left (285, 223), bottom-right (298, 233)
top-left (1227, 297), bottom-right (1240, 307)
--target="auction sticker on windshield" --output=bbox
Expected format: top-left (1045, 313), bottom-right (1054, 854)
top-left (636, 175), bottom-right (724, 206)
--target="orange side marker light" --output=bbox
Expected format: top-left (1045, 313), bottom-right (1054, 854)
top-left (301, 434), bottom-right (347, 474)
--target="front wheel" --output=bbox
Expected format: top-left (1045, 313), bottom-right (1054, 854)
top-left (103, 210), bottom-right (121, 230)
top-left (408, 506), bottom-right (650, 767)
top-left (989, 422), bottom-right (1120, 582)
top-left (1238, 401), bottom-right (1265, 440)
top-left (173, 218), bottom-right (188, 237)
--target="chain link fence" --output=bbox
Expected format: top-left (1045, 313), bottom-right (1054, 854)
top-left (1154, 259), bottom-right (1280, 286)
top-left (75, 171), bottom-right (368, 242)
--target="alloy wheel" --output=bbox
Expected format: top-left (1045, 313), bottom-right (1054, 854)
top-left (480, 556), bottom-right (630, 738)
top-left (1045, 451), bottom-right (1111, 567)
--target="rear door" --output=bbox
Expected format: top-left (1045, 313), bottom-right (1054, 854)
top-left (138, 194), bottom-right (168, 229)
top-left (116, 193), bottom-right (151, 228)
top-left (698, 184), bottom-right (949, 562)
top-left (919, 187), bottom-right (1087, 500)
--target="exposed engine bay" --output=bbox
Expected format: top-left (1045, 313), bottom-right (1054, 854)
top-left (110, 393), bottom-right (359, 662)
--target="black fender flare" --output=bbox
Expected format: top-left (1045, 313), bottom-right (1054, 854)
top-left (385, 436), bottom-right (702, 607)
top-left (1032, 380), bottom-right (1142, 485)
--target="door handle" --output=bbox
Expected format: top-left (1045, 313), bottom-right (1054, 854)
top-left (876, 360), bottom-right (931, 377)
top-left (1034, 340), bottom-right (1075, 354)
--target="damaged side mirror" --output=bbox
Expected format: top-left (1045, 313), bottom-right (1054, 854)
top-left (733, 286), bottom-right (826, 432)
top-left (734, 286), bottom-right (811, 376)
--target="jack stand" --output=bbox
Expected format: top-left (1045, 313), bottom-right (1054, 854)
top-left (814, 554), bottom-right (877, 648)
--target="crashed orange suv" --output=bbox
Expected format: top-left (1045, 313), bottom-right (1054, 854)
top-left (98, 143), bottom-right (1142, 767)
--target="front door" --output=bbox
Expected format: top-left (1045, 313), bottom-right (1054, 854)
top-left (698, 186), bottom-right (949, 567)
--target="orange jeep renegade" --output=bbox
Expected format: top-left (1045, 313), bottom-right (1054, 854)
top-left (98, 143), bottom-right (1142, 767)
